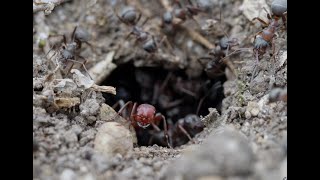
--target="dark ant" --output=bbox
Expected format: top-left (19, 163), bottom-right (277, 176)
top-left (45, 26), bottom-right (92, 79)
top-left (268, 87), bottom-right (287, 103)
top-left (114, 101), bottom-right (172, 148)
top-left (251, 0), bottom-right (287, 61)
top-left (149, 114), bottom-right (204, 148)
top-left (173, 0), bottom-right (203, 24)
top-left (198, 36), bottom-right (239, 79)
top-left (160, 0), bottom-right (205, 36)
top-left (160, 11), bottom-right (180, 36)
top-left (114, 7), bottom-right (163, 54)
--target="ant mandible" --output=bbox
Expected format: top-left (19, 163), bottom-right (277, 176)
top-left (116, 101), bottom-right (172, 148)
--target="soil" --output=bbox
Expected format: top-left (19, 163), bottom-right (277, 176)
top-left (33, 0), bottom-right (287, 179)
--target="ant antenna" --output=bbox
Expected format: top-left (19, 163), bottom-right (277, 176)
top-left (71, 26), bottom-right (78, 42)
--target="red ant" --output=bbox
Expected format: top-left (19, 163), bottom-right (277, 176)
top-left (115, 101), bottom-right (172, 148)
top-left (250, 0), bottom-right (287, 80)
top-left (251, 0), bottom-right (287, 62)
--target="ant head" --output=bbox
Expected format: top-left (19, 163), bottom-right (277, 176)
top-left (219, 37), bottom-right (239, 50)
top-left (163, 11), bottom-right (173, 24)
top-left (137, 104), bottom-right (156, 118)
top-left (174, 8), bottom-right (187, 21)
top-left (143, 37), bottom-right (157, 53)
top-left (183, 114), bottom-right (204, 134)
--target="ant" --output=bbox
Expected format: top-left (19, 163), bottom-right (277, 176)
top-left (251, 0), bottom-right (287, 62)
top-left (198, 36), bottom-right (239, 79)
top-left (114, 7), bottom-right (163, 54)
top-left (160, 0), bottom-right (209, 36)
top-left (172, 0), bottom-right (203, 25)
top-left (45, 26), bottom-right (92, 79)
top-left (250, 0), bottom-right (287, 81)
top-left (149, 114), bottom-right (204, 148)
top-left (268, 87), bottom-right (287, 103)
top-left (115, 101), bottom-right (172, 148)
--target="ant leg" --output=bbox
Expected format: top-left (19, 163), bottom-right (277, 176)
top-left (62, 34), bottom-right (67, 45)
top-left (263, 7), bottom-right (272, 20)
top-left (163, 99), bottom-right (184, 109)
top-left (129, 102), bottom-right (138, 121)
top-left (177, 124), bottom-right (195, 143)
top-left (196, 95), bottom-right (207, 115)
top-left (148, 135), bottom-right (154, 146)
top-left (160, 72), bottom-right (173, 92)
top-left (251, 17), bottom-right (269, 27)
top-left (154, 113), bottom-right (172, 148)
top-left (118, 101), bottom-right (133, 115)
top-left (157, 36), bottom-right (167, 50)
top-left (70, 55), bottom-right (93, 80)
top-left (137, 13), bottom-right (142, 25)
top-left (113, 8), bottom-right (128, 25)
top-left (163, 36), bottom-right (176, 56)
top-left (43, 47), bottom-right (54, 59)
top-left (189, 15), bottom-right (201, 29)
top-left (281, 14), bottom-right (287, 29)
top-left (112, 99), bottom-right (126, 110)
top-left (197, 57), bottom-right (212, 67)
top-left (174, 0), bottom-right (183, 8)
top-left (250, 50), bottom-right (260, 82)
top-left (186, 0), bottom-right (193, 5)
top-left (150, 122), bottom-right (161, 131)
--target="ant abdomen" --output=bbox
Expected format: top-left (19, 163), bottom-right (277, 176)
top-left (271, 0), bottom-right (287, 17)
top-left (254, 36), bottom-right (269, 50)
top-left (75, 27), bottom-right (91, 42)
top-left (120, 7), bottom-right (139, 25)
top-left (143, 39), bottom-right (157, 53)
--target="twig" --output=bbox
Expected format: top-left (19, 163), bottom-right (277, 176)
top-left (183, 26), bottom-right (215, 49)
top-left (91, 85), bottom-right (117, 95)
top-left (33, 0), bottom-right (70, 14)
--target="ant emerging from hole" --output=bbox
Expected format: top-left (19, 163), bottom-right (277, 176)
top-left (149, 114), bottom-right (204, 148)
top-left (113, 101), bottom-right (172, 148)
top-left (45, 26), bottom-right (93, 79)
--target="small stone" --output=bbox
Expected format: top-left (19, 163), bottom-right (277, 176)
top-left (60, 169), bottom-right (77, 180)
top-left (94, 122), bottom-right (133, 158)
top-left (153, 161), bottom-right (163, 171)
top-left (245, 111), bottom-right (251, 119)
top-left (246, 101), bottom-right (260, 117)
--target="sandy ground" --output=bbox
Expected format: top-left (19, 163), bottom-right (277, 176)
top-left (33, 0), bottom-right (287, 179)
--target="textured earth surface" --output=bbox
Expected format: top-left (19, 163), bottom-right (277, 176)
top-left (33, 0), bottom-right (287, 179)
